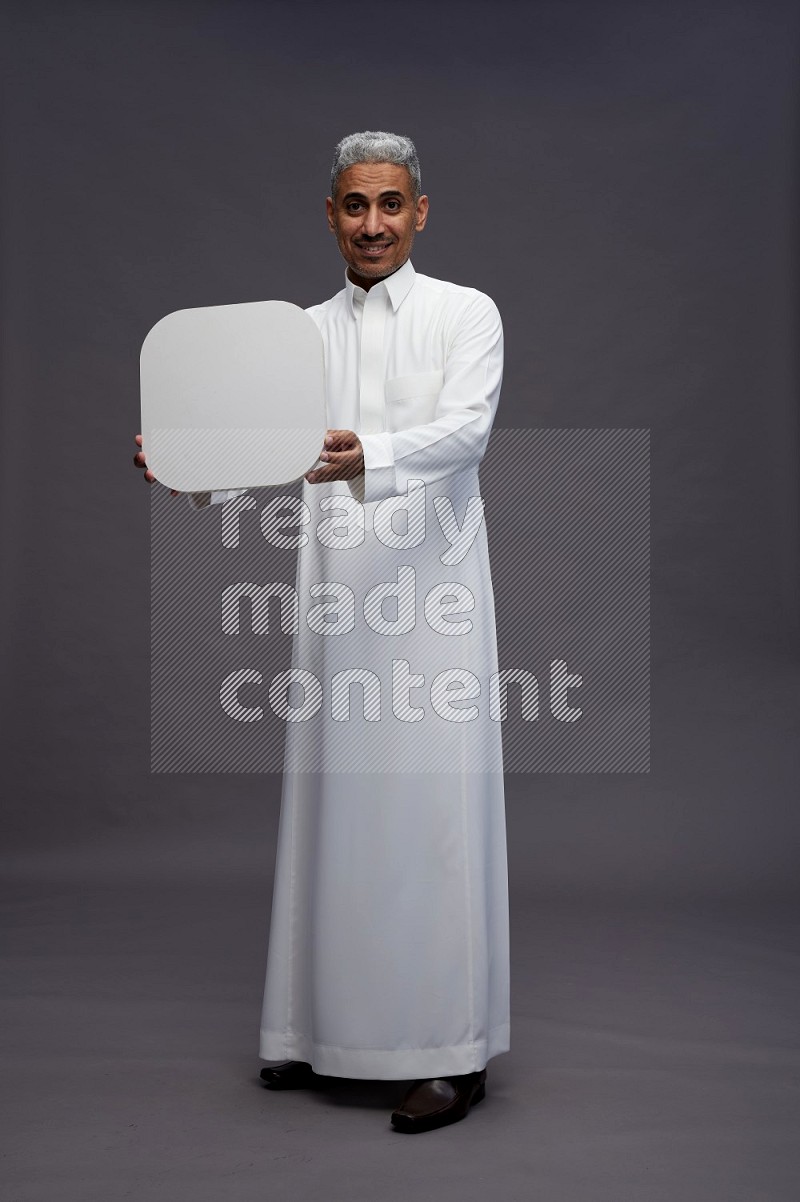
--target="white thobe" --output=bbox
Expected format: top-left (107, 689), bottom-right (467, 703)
top-left (191, 259), bottom-right (510, 1079)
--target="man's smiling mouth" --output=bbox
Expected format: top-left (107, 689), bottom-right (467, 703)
top-left (356, 242), bottom-right (392, 255)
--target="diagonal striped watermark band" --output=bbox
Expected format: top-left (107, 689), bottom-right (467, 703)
top-left (150, 428), bottom-right (650, 773)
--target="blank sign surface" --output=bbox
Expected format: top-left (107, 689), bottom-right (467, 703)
top-left (140, 300), bottom-right (326, 492)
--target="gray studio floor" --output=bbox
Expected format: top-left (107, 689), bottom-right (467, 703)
top-left (2, 803), bottom-right (799, 1202)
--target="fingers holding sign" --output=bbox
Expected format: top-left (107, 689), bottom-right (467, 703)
top-left (306, 429), bottom-right (364, 484)
top-left (135, 426), bottom-right (359, 493)
top-left (133, 434), bottom-right (180, 496)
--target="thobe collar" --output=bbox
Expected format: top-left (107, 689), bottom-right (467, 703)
top-left (344, 257), bottom-right (416, 316)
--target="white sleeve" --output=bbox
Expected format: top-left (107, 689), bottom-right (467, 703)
top-left (186, 488), bottom-right (248, 510)
top-left (347, 292), bottom-right (503, 505)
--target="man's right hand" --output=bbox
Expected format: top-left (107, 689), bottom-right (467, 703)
top-left (133, 434), bottom-right (180, 496)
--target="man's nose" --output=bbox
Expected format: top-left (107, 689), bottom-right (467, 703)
top-left (362, 206), bottom-right (386, 236)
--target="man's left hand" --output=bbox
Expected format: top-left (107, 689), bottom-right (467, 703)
top-left (306, 429), bottom-right (364, 483)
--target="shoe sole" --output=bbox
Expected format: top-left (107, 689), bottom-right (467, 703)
top-left (259, 1067), bottom-right (319, 1090)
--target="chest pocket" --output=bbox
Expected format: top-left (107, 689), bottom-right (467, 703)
top-left (384, 369), bottom-right (445, 431)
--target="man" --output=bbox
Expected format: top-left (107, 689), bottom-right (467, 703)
top-left (134, 131), bottom-right (509, 1134)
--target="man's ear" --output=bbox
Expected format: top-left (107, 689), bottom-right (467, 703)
top-left (326, 196), bottom-right (336, 233)
top-left (415, 194), bottom-right (429, 233)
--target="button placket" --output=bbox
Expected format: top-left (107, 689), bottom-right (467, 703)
top-left (359, 287), bottom-right (388, 436)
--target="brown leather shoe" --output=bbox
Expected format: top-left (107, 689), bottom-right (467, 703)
top-left (390, 1069), bottom-right (487, 1133)
top-left (259, 1060), bottom-right (320, 1089)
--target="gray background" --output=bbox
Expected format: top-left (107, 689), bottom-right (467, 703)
top-left (1, 1), bottom-right (798, 1199)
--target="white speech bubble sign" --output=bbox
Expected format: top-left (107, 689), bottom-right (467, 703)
top-left (140, 300), bottom-right (326, 492)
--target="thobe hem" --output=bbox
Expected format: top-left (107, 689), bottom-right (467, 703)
top-left (259, 1022), bottom-right (510, 1080)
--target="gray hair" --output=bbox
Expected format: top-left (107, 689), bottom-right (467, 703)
top-left (330, 130), bottom-right (421, 200)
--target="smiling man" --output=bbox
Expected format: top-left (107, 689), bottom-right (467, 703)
top-left (134, 130), bottom-right (510, 1134)
top-left (325, 157), bottom-right (428, 287)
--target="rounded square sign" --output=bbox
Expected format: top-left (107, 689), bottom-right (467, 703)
top-left (140, 300), bottom-right (326, 491)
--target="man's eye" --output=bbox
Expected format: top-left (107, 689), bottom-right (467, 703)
top-left (346, 203), bottom-right (363, 213)
top-left (385, 201), bottom-right (400, 211)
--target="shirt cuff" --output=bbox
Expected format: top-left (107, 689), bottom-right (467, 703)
top-left (357, 432), bottom-right (398, 504)
top-left (187, 488), bottom-right (246, 510)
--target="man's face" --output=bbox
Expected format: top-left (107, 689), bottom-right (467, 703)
top-left (326, 162), bottom-right (429, 288)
